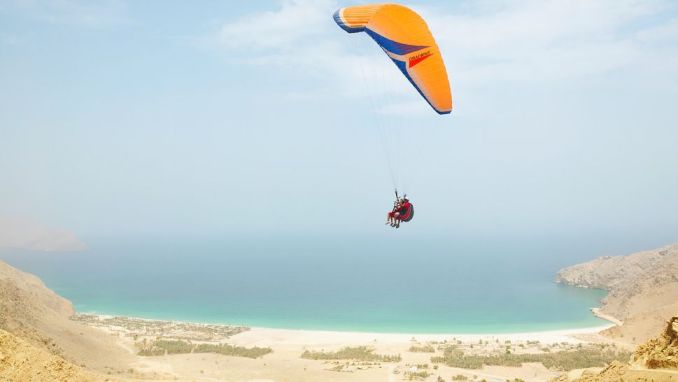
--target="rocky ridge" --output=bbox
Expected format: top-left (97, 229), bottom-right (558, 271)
top-left (556, 243), bottom-right (678, 344)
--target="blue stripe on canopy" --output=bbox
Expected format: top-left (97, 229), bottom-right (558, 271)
top-left (365, 28), bottom-right (428, 55)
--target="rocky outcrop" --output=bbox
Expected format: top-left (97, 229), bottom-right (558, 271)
top-left (556, 244), bottom-right (678, 344)
top-left (632, 316), bottom-right (678, 369)
top-left (561, 317), bottom-right (678, 382)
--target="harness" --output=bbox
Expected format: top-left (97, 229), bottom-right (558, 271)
top-left (399, 203), bottom-right (414, 222)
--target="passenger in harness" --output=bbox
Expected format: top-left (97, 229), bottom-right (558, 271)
top-left (385, 198), bottom-right (402, 227)
top-left (385, 195), bottom-right (414, 228)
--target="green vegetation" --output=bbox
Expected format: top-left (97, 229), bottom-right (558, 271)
top-left (431, 346), bottom-right (632, 371)
top-left (137, 339), bottom-right (272, 358)
top-left (138, 339), bottom-right (192, 356)
top-left (452, 374), bottom-right (468, 380)
top-left (154, 340), bottom-right (193, 354)
top-left (193, 343), bottom-right (272, 358)
top-left (301, 346), bottom-right (401, 362)
top-left (409, 344), bottom-right (436, 353)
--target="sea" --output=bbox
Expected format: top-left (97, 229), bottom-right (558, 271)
top-left (0, 235), bottom-right (610, 333)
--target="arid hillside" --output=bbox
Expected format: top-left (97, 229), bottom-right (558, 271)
top-left (1, 242), bottom-right (675, 381)
top-left (0, 260), bottom-right (135, 376)
top-left (0, 328), bottom-right (105, 382)
top-left (557, 243), bottom-right (678, 344)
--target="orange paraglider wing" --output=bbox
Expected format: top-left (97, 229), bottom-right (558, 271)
top-left (334, 3), bottom-right (452, 114)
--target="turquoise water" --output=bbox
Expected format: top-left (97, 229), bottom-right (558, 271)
top-left (0, 236), bottom-right (608, 333)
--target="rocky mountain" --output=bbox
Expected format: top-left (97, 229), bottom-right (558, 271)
top-left (633, 316), bottom-right (678, 369)
top-left (557, 243), bottom-right (678, 344)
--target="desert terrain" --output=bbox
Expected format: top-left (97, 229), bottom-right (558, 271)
top-left (1, 243), bottom-right (677, 381)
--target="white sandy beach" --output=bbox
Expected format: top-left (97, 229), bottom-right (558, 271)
top-left (230, 324), bottom-right (616, 347)
top-left (85, 311), bottom-right (616, 346)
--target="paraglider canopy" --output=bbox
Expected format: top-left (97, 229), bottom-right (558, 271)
top-left (333, 3), bottom-right (452, 114)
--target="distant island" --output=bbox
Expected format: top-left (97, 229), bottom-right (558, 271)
top-left (0, 216), bottom-right (86, 252)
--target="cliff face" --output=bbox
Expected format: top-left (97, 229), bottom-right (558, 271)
top-left (556, 243), bottom-right (678, 344)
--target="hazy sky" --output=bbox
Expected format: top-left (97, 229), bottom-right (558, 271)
top-left (1, 0), bottom-right (677, 242)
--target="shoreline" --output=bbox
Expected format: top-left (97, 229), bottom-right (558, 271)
top-left (75, 312), bottom-right (615, 345)
top-left (591, 307), bottom-right (624, 326)
top-left (235, 324), bottom-right (615, 345)
top-left (67, 312), bottom-right (631, 382)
